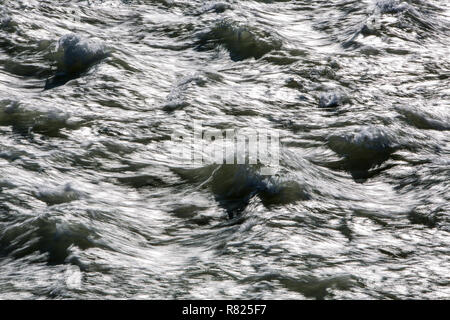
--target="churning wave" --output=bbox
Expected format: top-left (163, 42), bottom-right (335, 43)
top-left (0, 0), bottom-right (449, 299)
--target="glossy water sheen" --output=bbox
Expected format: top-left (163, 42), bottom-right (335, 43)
top-left (0, 0), bottom-right (449, 299)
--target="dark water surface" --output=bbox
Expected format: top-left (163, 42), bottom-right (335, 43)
top-left (0, 0), bottom-right (449, 299)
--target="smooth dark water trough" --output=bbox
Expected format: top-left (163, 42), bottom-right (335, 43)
top-left (0, 0), bottom-right (449, 299)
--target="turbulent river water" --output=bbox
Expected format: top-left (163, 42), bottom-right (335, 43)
top-left (0, 0), bottom-right (449, 299)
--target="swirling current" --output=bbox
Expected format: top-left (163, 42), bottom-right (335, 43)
top-left (0, 0), bottom-right (449, 299)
